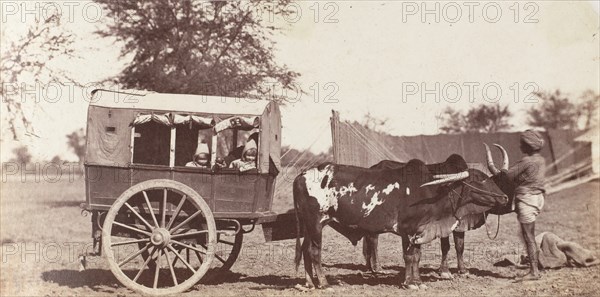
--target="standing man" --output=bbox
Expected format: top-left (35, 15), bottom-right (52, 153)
top-left (507, 130), bottom-right (546, 281)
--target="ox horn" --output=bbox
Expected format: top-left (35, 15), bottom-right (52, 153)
top-left (493, 143), bottom-right (509, 170)
top-left (420, 171), bottom-right (470, 187)
top-left (484, 143), bottom-right (500, 175)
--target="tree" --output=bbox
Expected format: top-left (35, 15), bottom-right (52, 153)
top-left (66, 128), bottom-right (86, 166)
top-left (50, 155), bottom-right (63, 164)
top-left (526, 90), bottom-right (599, 131)
top-left (526, 90), bottom-right (578, 130)
top-left (361, 112), bottom-right (389, 132)
top-left (11, 146), bottom-right (32, 164)
top-left (1, 12), bottom-right (76, 140)
top-left (94, 0), bottom-right (300, 99)
top-left (437, 107), bottom-right (466, 134)
top-left (576, 90), bottom-right (599, 131)
top-left (464, 104), bottom-right (512, 132)
top-left (280, 145), bottom-right (332, 167)
top-left (437, 104), bottom-right (512, 134)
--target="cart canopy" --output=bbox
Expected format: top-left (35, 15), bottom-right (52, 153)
top-left (85, 89), bottom-right (281, 173)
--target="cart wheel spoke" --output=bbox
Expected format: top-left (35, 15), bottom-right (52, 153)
top-left (113, 221), bottom-right (152, 237)
top-left (111, 238), bottom-right (150, 247)
top-left (142, 190), bottom-right (160, 228)
top-left (161, 189), bottom-right (167, 228)
top-left (171, 239), bottom-right (207, 255)
top-left (163, 249), bottom-right (178, 286)
top-left (170, 209), bottom-right (203, 233)
top-left (192, 244), bottom-right (204, 264)
top-left (171, 247), bottom-right (182, 268)
top-left (218, 239), bottom-right (235, 246)
top-left (171, 230), bottom-right (209, 239)
top-left (167, 244), bottom-right (196, 273)
top-left (153, 249), bottom-right (161, 288)
top-left (166, 195), bottom-right (187, 230)
top-left (119, 243), bottom-right (151, 267)
top-left (124, 202), bottom-right (154, 231)
top-left (103, 180), bottom-right (216, 295)
top-left (133, 247), bottom-right (157, 282)
top-left (214, 253), bottom-right (227, 264)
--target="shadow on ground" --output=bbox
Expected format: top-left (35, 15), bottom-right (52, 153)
top-left (41, 269), bottom-right (122, 293)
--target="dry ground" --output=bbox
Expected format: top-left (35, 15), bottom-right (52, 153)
top-left (1, 176), bottom-right (599, 296)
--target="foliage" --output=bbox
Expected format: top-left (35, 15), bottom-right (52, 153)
top-left (527, 90), bottom-right (599, 131)
top-left (527, 90), bottom-right (578, 130)
top-left (50, 155), bottom-right (63, 164)
top-left (94, 0), bottom-right (300, 99)
top-left (1, 12), bottom-right (76, 140)
top-left (438, 104), bottom-right (512, 134)
top-left (361, 112), bottom-right (389, 132)
top-left (280, 146), bottom-right (332, 168)
top-left (575, 90), bottom-right (599, 131)
top-left (11, 146), bottom-right (32, 164)
top-left (66, 128), bottom-right (86, 164)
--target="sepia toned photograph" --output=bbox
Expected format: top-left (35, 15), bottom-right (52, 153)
top-left (1, 1), bottom-right (599, 296)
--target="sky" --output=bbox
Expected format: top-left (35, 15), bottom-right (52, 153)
top-left (1, 0), bottom-right (599, 162)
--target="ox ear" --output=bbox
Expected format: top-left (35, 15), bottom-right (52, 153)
top-left (445, 154), bottom-right (468, 172)
top-left (413, 215), bottom-right (461, 244)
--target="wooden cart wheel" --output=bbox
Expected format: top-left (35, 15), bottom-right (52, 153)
top-left (213, 231), bottom-right (243, 272)
top-left (102, 179), bottom-right (216, 296)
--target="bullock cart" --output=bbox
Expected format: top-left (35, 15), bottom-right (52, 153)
top-left (80, 89), bottom-right (295, 295)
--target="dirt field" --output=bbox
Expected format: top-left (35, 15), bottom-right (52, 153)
top-left (1, 176), bottom-right (599, 296)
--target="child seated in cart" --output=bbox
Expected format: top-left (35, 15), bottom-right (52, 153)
top-left (229, 138), bottom-right (257, 172)
top-left (186, 143), bottom-right (211, 168)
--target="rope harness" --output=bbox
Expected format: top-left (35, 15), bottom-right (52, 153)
top-left (448, 180), bottom-right (504, 240)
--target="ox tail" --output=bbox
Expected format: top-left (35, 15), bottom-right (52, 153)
top-left (293, 175), bottom-right (303, 272)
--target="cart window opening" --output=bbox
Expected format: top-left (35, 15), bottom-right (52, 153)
top-left (221, 129), bottom-right (259, 172)
top-left (132, 121), bottom-right (170, 166)
top-left (106, 126), bottom-right (116, 133)
top-left (175, 125), bottom-right (213, 167)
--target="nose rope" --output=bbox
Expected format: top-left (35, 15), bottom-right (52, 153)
top-left (448, 180), bottom-right (506, 230)
top-left (484, 212), bottom-right (501, 240)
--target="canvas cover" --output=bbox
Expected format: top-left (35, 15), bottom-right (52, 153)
top-left (85, 90), bottom-right (281, 173)
top-left (90, 89), bottom-right (270, 116)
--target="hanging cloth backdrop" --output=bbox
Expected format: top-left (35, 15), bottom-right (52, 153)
top-left (214, 116), bottom-right (260, 133)
top-left (131, 113), bottom-right (172, 126)
top-left (172, 114), bottom-right (215, 129)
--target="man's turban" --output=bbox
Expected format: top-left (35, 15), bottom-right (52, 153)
top-left (521, 130), bottom-right (544, 151)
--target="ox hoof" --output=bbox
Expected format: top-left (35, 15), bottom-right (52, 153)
top-left (419, 284), bottom-right (428, 290)
top-left (439, 272), bottom-right (453, 280)
top-left (294, 284), bottom-right (313, 291)
top-left (457, 271), bottom-right (471, 278)
top-left (404, 284), bottom-right (420, 290)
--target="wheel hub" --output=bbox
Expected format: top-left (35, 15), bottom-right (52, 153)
top-left (150, 228), bottom-right (171, 247)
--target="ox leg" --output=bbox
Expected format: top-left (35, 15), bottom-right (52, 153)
top-left (453, 231), bottom-right (468, 275)
top-left (362, 234), bottom-right (379, 273)
top-left (301, 236), bottom-right (316, 288)
top-left (411, 244), bottom-right (423, 285)
top-left (311, 224), bottom-right (329, 288)
top-left (303, 219), bottom-right (329, 288)
top-left (401, 234), bottom-right (417, 288)
top-left (438, 237), bottom-right (452, 279)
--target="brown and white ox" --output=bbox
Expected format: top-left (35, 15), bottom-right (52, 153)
top-left (293, 155), bottom-right (508, 289)
top-left (361, 145), bottom-right (516, 279)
